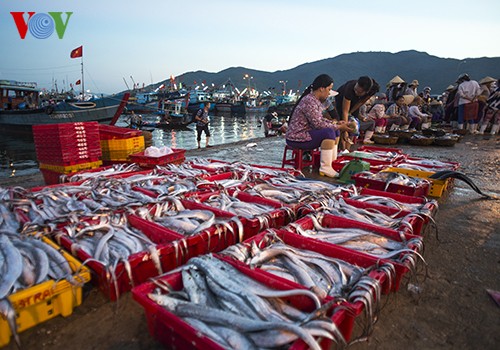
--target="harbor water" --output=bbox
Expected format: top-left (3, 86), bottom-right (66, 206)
top-left (0, 111), bottom-right (267, 181)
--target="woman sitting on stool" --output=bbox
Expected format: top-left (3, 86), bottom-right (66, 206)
top-left (285, 74), bottom-right (352, 178)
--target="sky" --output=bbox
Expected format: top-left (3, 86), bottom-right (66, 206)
top-left (1, 0), bottom-right (499, 94)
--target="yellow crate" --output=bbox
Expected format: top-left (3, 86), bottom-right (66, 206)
top-left (0, 237), bottom-right (91, 348)
top-left (383, 166), bottom-right (451, 197)
top-left (39, 160), bottom-right (103, 174)
top-left (100, 136), bottom-right (144, 152)
top-left (101, 149), bottom-right (139, 161)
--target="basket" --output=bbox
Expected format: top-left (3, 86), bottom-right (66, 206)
top-left (373, 134), bottom-right (398, 145)
top-left (388, 130), bottom-right (414, 143)
top-left (409, 136), bottom-right (435, 146)
top-left (452, 128), bottom-right (467, 136)
top-left (433, 137), bottom-right (458, 147)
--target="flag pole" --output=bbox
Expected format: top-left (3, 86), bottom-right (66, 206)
top-left (81, 55), bottom-right (85, 100)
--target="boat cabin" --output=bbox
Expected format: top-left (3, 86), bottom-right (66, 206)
top-left (0, 80), bottom-right (39, 110)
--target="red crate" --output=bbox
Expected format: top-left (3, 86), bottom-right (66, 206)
top-left (401, 156), bottom-right (460, 171)
top-left (98, 124), bottom-right (143, 139)
top-left (357, 145), bottom-right (405, 154)
top-left (286, 215), bottom-right (416, 291)
top-left (352, 172), bottom-right (430, 197)
top-left (129, 149), bottom-right (186, 168)
top-left (132, 254), bottom-right (354, 349)
top-left (51, 216), bottom-right (183, 301)
top-left (356, 188), bottom-right (438, 221)
top-left (331, 156), bottom-right (389, 173)
top-left (235, 228), bottom-right (395, 299)
top-left (192, 191), bottom-right (295, 240)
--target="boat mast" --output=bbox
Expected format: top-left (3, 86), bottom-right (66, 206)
top-left (81, 55), bottom-right (85, 99)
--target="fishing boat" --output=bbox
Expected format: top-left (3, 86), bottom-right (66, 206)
top-left (0, 80), bottom-right (129, 128)
top-left (156, 98), bottom-right (194, 127)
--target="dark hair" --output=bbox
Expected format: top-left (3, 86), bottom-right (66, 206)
top-left (396, 94), bottom-right (405, 101)
top-left (357, 76), bottom-right (373, 92)
top-left (289, 74), bottom-right (334, 119)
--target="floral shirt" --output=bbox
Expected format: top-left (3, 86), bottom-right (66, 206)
top-left (366, 104), bottom-right (386, 120)
top-left (285, 93), bottom-right (337, 142)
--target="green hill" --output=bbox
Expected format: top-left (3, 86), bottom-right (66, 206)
top-left (153, 50), bottom-right (500, 95)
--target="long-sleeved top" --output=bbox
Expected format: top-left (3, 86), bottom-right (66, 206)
top-left (285, 93), bottom-right (336, 142)
top-left (366, 104), bottom-right (386, 120)
top-left (408, 105), bottom-right (429, 118)
top-left (457, 80), bottom-right (481, 106)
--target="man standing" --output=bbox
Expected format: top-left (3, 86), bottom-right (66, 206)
top-left (195, 102), bottom-right (213, 148)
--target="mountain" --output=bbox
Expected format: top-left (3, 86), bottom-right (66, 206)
top-left (152, 50), bottom-right (500, 95)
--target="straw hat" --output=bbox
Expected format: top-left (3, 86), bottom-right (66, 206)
top-left (430, 99), bottom-right (442, 106)
top-left (445, 85), bottom-right (455, 91)
top-left (479, 76), bottom-right (496, 85)
top-left (402, 94), bottom-right (414, 105)
top-left (409, 79), bottom-right (419, 87)
top-left (388, 75), bottom-right (405, 85)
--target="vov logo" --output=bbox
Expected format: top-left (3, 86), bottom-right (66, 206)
top-left (10, 12), bottom-right (73, 39)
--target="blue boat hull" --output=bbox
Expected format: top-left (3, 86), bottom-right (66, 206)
top-left (0, 93), bottom-right (128, 127)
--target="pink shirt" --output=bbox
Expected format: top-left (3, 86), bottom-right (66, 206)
top-left (285, 93), bottom-right (337, 142)
top-left (367, 104), bottom-right (386, 120)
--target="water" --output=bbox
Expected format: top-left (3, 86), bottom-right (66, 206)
top-left (0, 112), bottom-right (267, 180)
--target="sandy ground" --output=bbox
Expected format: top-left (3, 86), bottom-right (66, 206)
top-left (1, 133), bottom-right (499, 350)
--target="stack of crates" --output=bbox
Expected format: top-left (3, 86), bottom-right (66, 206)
top-left (98, 124), bottom-right (145, 163)
top-left (33, 122), bottom-right (103, 185)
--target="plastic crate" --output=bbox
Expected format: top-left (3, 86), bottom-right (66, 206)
top-left (357, 145), bottom-right (405, 154)
top-left (101, 149), bottom-right (141, 161)
top-left (129, 149), bottom-right (186, 168)
top-left (132, 254), bottom-right (354, 349)
top-left (100, 136), bottom-right (145, 152)
top-left (285, 215), bottom-right (415, 292)
top-left (39, 160), bottom-right (103, 174)
top-left (237, 228), bottom-right (396, 299)
top-left (98, 124), bottom-right (143, 139)
top-left (357, 188), bottom-right (439, 219)
top-left (0, 237), bottom-right (91, 348)
top-left (383, 167), bottom-right (451, 198)
top-left (401, 156), bottom-right (460, 171)
top-left (51, 216), bottom-right (184, 301)
top-left (352, 172), bottom-right (430, 197)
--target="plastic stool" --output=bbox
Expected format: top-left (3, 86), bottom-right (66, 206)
top-left (281, 145), bottom-right (320, 170)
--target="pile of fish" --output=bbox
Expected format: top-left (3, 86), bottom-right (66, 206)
top-left (148, 254), bottom-right (347, 350)
top-left (222, 232), bottom-right (387, 313)
top-left (288, 212), bottom-right (424, 269)
top-left (354, 171), bottom-right (431, 190)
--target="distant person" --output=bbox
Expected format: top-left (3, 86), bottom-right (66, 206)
top-left (408, 96), bottom-right (431, 130)
top-left (429, 99), bottom-right (445, 123)
top-left (477, 76), bottom-right (496, 134)
top-left (456, 73), bottom-right (481, 131)
top-left (195, 102), bottom-right (213, 148)
top-left (285, 74), bottom-right (352, 177)
top-left (334, 76), bottom-right (380, 149)
top-left (405, 80), bottom-right (420, 97)
top-left (386, 94), bottom-right (411, 130)
top-left (129, 111), bottom-right (143, 130)
top-left (386, 76), bottom-right (407, 103)
top-left (481, 78), bottom-right (500, 135)
top-left (263, 106), bottom-right (278, 137)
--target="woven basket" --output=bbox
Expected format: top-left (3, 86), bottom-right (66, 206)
top-left (389, 130), bottom-right (414, 143)
top-left (434, 137), bottom-right (458, 146)
top-left (373, 134), bottom-right (399, 145)
top-left (409, 136), bottom-right (435, 146)
top-left (452, 129), bottom-right (467, 136)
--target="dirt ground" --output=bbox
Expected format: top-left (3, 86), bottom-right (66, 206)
top-left (1, 133), bottom-right (499, 350)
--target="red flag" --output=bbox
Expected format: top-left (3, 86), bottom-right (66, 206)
top-left (70, 46), bottom-right (83, 58)
top-left (75, 79), bottom-right (81, 85)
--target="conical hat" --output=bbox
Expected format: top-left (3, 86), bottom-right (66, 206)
top-left (445, 85), bottom-right (455, 91)
top-left (402, 94), bottom-right (414, 105)
top-left (479, 76), bottom-right (496, 85)
top-left (389, 75), bottom-right (405, 85)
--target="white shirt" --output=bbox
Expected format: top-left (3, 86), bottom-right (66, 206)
top-left (458, 80), bottom-right (481, 105)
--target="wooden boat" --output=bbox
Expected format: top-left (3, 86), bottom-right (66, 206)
top-left (0, 80), bottom-right (129, 128)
